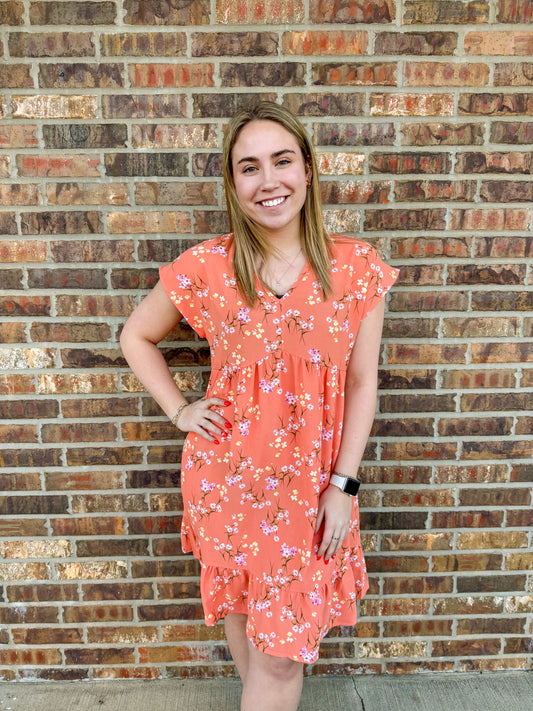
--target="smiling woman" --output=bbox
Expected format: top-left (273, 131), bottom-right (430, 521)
top-left (120, 101), bottom-right (398, 711)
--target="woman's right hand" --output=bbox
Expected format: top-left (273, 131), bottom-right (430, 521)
top-left (176, 397), bottom-right (232, 444)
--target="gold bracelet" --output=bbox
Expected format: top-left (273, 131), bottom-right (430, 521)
top-left (170, 402), bottom-right (188, 429)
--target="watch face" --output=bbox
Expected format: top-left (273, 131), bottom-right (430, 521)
top-left (344, 478), bottom-right (361, 496)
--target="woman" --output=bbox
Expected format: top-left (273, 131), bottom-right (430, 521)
top-left (120, 101), bottom-right (398, 710)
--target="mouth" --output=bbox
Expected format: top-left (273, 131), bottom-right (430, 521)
top-left (258, 196), bottom-right (287, 208)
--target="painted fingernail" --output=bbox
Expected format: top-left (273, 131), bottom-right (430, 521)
top-left (325, 559), bottom-right (330, 565)
top-left (225, 422), bottom-right (232, 428)
top-left (213, 439), bottom-right (220, 445)
top-left (317, 556), bottom-right (322, 562)
top-left (224, 401), bottom-right (231, 406)
top-left (332, 554), bottom-right (336, 560)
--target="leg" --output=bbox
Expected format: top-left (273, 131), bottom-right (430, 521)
top-left (224, 613), bottom-right (250, 682)
top-left (241, 640), bottom-right (304, 711)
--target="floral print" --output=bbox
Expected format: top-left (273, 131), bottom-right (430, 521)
top-left (159, 234), bottom-right (399, 663)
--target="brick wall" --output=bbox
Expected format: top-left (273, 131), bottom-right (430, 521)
top-left (0, 0), bottom-right (532, 681)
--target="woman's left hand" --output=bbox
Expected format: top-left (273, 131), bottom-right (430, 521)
top-left (315, 484), bottom-right (353, 562)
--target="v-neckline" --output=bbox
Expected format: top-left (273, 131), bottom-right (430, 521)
top-left (257, 260), bottom-right (310, 301)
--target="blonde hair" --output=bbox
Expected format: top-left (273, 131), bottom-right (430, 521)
top-left (222, 101), bottom-right (332, 306)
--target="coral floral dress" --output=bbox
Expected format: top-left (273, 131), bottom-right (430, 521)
top-left (159, 234), bottom-right (399, 663)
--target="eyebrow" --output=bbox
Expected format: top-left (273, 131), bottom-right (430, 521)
top-left (236, 149), bottom-right (297, 165)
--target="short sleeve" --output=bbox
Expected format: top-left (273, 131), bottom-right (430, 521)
top-left (360, 246), bottom-right (400, 319)
top-left (159, 250), bottom-right (207, 339)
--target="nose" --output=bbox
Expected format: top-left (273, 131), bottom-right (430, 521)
top-left (260, 165), bottom-right (279, 191)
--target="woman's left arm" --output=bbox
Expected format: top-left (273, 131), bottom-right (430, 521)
top-left (315, 299), bottom-right (386, 562)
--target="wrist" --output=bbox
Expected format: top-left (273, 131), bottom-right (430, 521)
top-left (170, 401), bottom-right (188, 429)
top-left (329, 472), bottom-right (361, 497)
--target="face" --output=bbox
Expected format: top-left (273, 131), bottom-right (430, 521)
top-left (231, 119), bottom-right (311, 242)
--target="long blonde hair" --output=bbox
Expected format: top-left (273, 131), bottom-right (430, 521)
top-left (222, 101), bottom-right (332, 306)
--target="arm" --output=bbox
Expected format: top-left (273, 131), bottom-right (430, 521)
top-left (120, 281), bottom-right (230, 442)
top-left (315, 299), bottom-right (386, 561)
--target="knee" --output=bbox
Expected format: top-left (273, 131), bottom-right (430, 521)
top-left (260, 654), bottom-right (303, 684)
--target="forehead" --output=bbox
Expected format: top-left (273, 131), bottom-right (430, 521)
top-left (232, 119), bottom-right (301, 160)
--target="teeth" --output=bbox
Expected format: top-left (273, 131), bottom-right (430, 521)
top-left (261, 197), bottom-right (285, 207)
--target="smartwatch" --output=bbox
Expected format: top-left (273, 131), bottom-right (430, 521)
top-left (329, 472), bottom-right (361, 496)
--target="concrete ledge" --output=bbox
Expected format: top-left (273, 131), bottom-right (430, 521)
top-left (0, 672), bottom-right (531, 711)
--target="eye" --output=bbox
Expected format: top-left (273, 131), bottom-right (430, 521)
top-left (277, 158), bottom-right (291, 167)
top-left (242, 165), bottom-right (257, 174)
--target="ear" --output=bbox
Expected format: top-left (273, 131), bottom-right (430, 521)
top-left (305, 158), bottom-right (313, 186)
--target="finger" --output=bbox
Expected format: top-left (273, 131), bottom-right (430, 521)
top-left (317, 524), bottom-right (334, 558)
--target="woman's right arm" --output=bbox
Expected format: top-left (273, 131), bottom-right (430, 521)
top-left (120, 281), bottom-right (230, 442)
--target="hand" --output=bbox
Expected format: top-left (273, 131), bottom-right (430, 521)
top-left (176, 397), bottom-right (232, 444)
top-left (315, 484), bottom-right (352, 562)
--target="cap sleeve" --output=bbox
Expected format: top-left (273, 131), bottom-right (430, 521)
top-left (360, 246), bottom-right (399, 319)
top-left (159, 250), bottom-right (206, 339)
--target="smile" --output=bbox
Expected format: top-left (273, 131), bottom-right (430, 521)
top-left (259, 196), bottom-right (287, 208)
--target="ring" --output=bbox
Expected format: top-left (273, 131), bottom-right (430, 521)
top-left (333, 537), bottom-right (339, 540)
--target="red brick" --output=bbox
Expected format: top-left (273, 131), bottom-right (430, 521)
top-left (0, 125), bottom-right (38, 147)
top-left (282, 30), bottom-right (368, 55)
top-left (30, 1), bottom-right (116, 24)
top-left (432, 639), bottom-right (500, 657)
top-left (404, 0), bottom-right (489, 24)
top-left (370, 152), bottom-right (452, 173)
top-left (498, 0), bottom-right (533, 22)
top-left (0, 1), bottom-right (24, 25)
top-left (12, 95), bottom-right (98, 119)
top-left (192, 31), bottom-right (277, 56)
top-left (463, 441), bottom-right (533, 460)
top-left (459, 93), bottom-right (533, 116)
top-left (406, 61), bottom-right (489, 86)
top-left (135, 182), bottom-right (217, 206)
top-left (471, 343), bottom-right (531, 363)
top-left (101, 32), bottom-right (187, 56)
top-left (395, 265), bottom-right (445, 286)
top-left (313, 63), bottom-right (397, 86)
top-left (441, 369), bottom-right (517, 390)
top-left (46, 182), bottom-right (129, 205)
top-left (16, 154), bottom-right (100, 177)
top-left (39, 63), bottom-right (124, 90)
top-left (494, 63), bottom-right (533, 87)
top-left (309, 0), bottom-right (395, 23)
top-left (402, 122), bottom-right (484, 146)
top-left (466, 32), bottom-right (533, 56)
top-left (222, 62), bottom-right (305, 87)
top-left (0, 64), bottom-right (33, 88)
top-left (0, 239), bottom-right (47, 262)
top-left (370, 93), bottom-right (454, 116)
top-left (103, 94), bottom-right (188, 119)
top-left (107, 211), bottom-right (190, 234)
top-left (455, 151), bottom-right (533, 174)
top-left (217, 0), bottom-right (305, 23)
top-left (434, 464), bottom-right (508, 484)
top-left (491, 120), bottom-right (533, 143)
top-left (125, 0), bottom-right (210, 24)
top-left (132, 124), bottom-right (217, 149)
top-left (9, 31), bottom-right (95, 57)
top-left (316, 122), bottom-right (395, 146)
top-left (129, 63), bottom-right (214, 88)
top-left (375, 32), bottom-right (458, 55)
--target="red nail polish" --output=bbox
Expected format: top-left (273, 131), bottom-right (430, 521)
top-left (225, 422), bottom-right (232, 428)
top-left (214, 439), bottom-right (220, 445)
top-left (332, 554), bottom-right (336, 560)
top-left (325, 559), bottom-right (330, 565)
top-left (224, 401), bottom-right (231, 406)
top-left (317, 556), bottom-right (322, 562)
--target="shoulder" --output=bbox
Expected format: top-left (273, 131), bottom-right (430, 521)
top-left (329, 234), bottom-right (377, 261)
top-left (161, 234), bottom-right (232, 275)
top-left (171, 234), bottom-right (233, 266)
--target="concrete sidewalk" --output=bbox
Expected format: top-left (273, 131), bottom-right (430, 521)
top-left (0, 672), bottom-right (531, 711)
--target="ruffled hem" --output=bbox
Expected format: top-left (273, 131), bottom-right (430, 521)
top-left (200, 562), bottom-right (368, 664)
